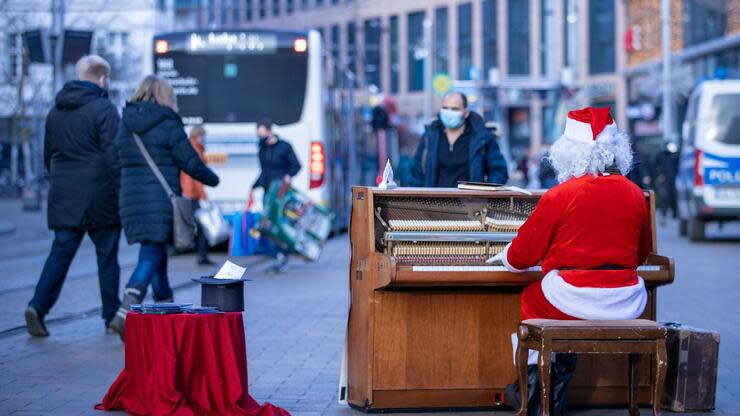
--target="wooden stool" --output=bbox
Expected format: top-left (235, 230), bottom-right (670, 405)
top-left (516, 319), bottom-right (668, 416)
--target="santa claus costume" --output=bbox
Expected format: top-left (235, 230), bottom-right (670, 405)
top-left (498, 106), bottom-right (651, 415)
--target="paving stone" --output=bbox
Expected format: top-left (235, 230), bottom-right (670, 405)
top-left (0, 220), bottom-right (739, 415)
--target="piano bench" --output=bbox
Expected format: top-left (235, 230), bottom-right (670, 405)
top-left (516, 319), bottom-right (668, 416)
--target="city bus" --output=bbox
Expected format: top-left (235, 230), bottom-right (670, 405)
top-left (152, 29), bottom-right (342, 222)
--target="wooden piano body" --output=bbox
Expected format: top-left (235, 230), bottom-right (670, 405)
top-left (347, 187), bottom-right (674, 411)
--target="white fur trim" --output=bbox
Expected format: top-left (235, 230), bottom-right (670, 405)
top-left (564, 118), bottom-right (595, 144)
top-left (540, 270), bottom-right (648, 320)
top-left (501, 242), bottom-right (527, 273)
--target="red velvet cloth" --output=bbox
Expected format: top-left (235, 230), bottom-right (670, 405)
top-left (96, 312), bottom-right (290, 416)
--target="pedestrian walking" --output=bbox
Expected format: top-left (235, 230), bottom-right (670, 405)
top-left (108, 75), bottom-right (219, 337)
top-left (25, 55), bottom-right (122, 337)
top-left (180, 125), bottom-right (215, 266)
top-left (248, 118), bottom-right (301, 272)
top-left (656, 145), bottom-right (679, 221)
top-left (411, 91), bottom-right (508, 187)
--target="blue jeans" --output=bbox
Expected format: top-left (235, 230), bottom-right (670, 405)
top-left (126, 243), bottom-right (173, 301)
top-left (29, 226), bottom-right (121, 325)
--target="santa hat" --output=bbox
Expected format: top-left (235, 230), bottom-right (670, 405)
top-left (563, 106), bottom-right (616, 144)
top-left (549, 106), bottom-right (633, 182)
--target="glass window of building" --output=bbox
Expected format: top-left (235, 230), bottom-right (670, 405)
top-left (246, 0), bottom-right (253, 20)
top-left (332, 0), bottom-right (339, 4)
top-left (6, 33), bottom-right (23, 79)
top-left (259, 0), bottom-right (266, 18)
top-left (434, 7), bottom-right (449, 76)
top-left (208, 0), bottom-right (216, 26)
top-left (221, 0), bottom-right (229, 25)
top-left (301, 0), bottom-right (309, 9)
top-left (233, 0), bottom-right (241, 24)
top-left (408, 11), bottom-right (425, 92)
top-left (390, 15), bottom-right (400, 93)
top-left (564, 0), bottom-right (577, 72)
top-left (364, 18), bottom-right (382, 88)
top-left (174, 0), bottom-right (198, 9)
top-left (588, 0), bottom-right (615, 74)
top-left (482, 0), bottom-right (497, 80)
top-left (507, 0), bottom-right (530, 75)
top-left (682, 0), bottom-right (727, 48)
top-left (273, 0), bottom-right (280, 16)
top-left (346, 22), bottom-right (357, 76)
top-left (286, 0), bottom-right (294, 14)
top-left (458, 3), bottom-right (472, 80)
top-left (316, 0), bottom-right (324, 6)
top-left (540, 0), bottom-right (556, 77)
top-left (331, 25), bottom-right (340, 86)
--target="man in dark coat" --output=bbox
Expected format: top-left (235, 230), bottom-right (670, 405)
top-left (411, 91), bottom-right (509, 187)
top-left (249, 118), bottom-right (301, 272)
top-left (249, 118), bottom-right (302, 196)
top-left (26, 55), bottom-right (122, 337)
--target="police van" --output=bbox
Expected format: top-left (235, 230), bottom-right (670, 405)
top-left (677, 80), bottom-right (740, 241)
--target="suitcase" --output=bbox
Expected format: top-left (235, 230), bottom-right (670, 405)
top-left (661, 323), bottom-right (720, 412)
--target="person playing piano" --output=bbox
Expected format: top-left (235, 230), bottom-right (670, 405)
top-left (488, 107), bottom-right (651, 415)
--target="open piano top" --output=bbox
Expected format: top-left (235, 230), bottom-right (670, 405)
top-left (365, 187), bottom-right (674, 288)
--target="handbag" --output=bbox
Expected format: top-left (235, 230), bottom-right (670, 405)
top-left (132, 133), bottom-right (196, 251)
top-left (194, 201), bottom-right (230, 246)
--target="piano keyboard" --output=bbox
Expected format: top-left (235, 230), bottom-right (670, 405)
top-left (412, 265), bottom-right (662, 272)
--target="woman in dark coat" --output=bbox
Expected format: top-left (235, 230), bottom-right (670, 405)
top-left (109, 75), bottom-right (219, 336)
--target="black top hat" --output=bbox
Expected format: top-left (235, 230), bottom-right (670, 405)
top-left (191, 276), bottom-right (251, 312)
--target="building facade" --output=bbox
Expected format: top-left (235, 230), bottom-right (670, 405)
top-left (624, 0), bottom-right (740, 146)
top-left (0, 0), bottom-right (167, 188)
top-left (170, 0), bottom-right (626, 162)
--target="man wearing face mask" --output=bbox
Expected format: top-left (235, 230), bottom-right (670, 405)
top-left (248, 118), bottom-right (301, 271)
top-left (249, 118), bottom-right (301, 201)
top-left (411, 91), bottom-right (508, 187)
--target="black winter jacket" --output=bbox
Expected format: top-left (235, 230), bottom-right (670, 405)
top-left (44, 81), bottom-right (121, 230)
top-left (251, 137), bottom-right (301, 190)
top-left (411, 111), bottom-right (509, 187)
top-left (116, 101), bottom-right (219, 244)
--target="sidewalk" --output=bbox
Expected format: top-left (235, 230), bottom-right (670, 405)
top-left (0, 198), bottom-right (228, 334)
top-left (0, 217), bottom-right (739, 415)
top-left (0, 237), bottom-right (347, 416)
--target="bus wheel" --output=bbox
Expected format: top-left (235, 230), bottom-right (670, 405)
top-left (688, 217), bottom-right (705, 242)
top-left (679, 219), bottom-right (687, 237)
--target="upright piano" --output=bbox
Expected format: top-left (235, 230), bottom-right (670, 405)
top-left (346, 187), bottom-right (674, 411)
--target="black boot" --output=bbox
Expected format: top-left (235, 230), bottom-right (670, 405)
top-left (551, 353), bottom-right (577, 416)
top-left (504, 365), bottom-right (542, 416)
top-left (505, 355), bottom-right (577, 416)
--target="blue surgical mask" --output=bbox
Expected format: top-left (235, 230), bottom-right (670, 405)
top-left (439, 109), bottom-right (465, 129)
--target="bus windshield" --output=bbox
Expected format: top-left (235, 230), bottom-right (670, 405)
top-left (154, 31), bottom-right (308, 125)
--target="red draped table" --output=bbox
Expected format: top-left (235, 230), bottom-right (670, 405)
top-left (96, 312), bottom-right (289, 416)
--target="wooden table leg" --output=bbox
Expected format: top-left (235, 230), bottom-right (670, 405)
top-left (538, 347), bottom-right (552, 416)
top-left (629, 353), bottom-right (641, 416)
top-left (653, 340), bottom-right (668, 416)
top-left (516, 343), bottom-right (529, 416)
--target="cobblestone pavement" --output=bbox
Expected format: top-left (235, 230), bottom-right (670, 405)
top-left (0, 197), bottom-right (739, 415)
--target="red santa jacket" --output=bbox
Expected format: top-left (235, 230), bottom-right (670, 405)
top-left (502, 174), bottom-right (652, 320)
